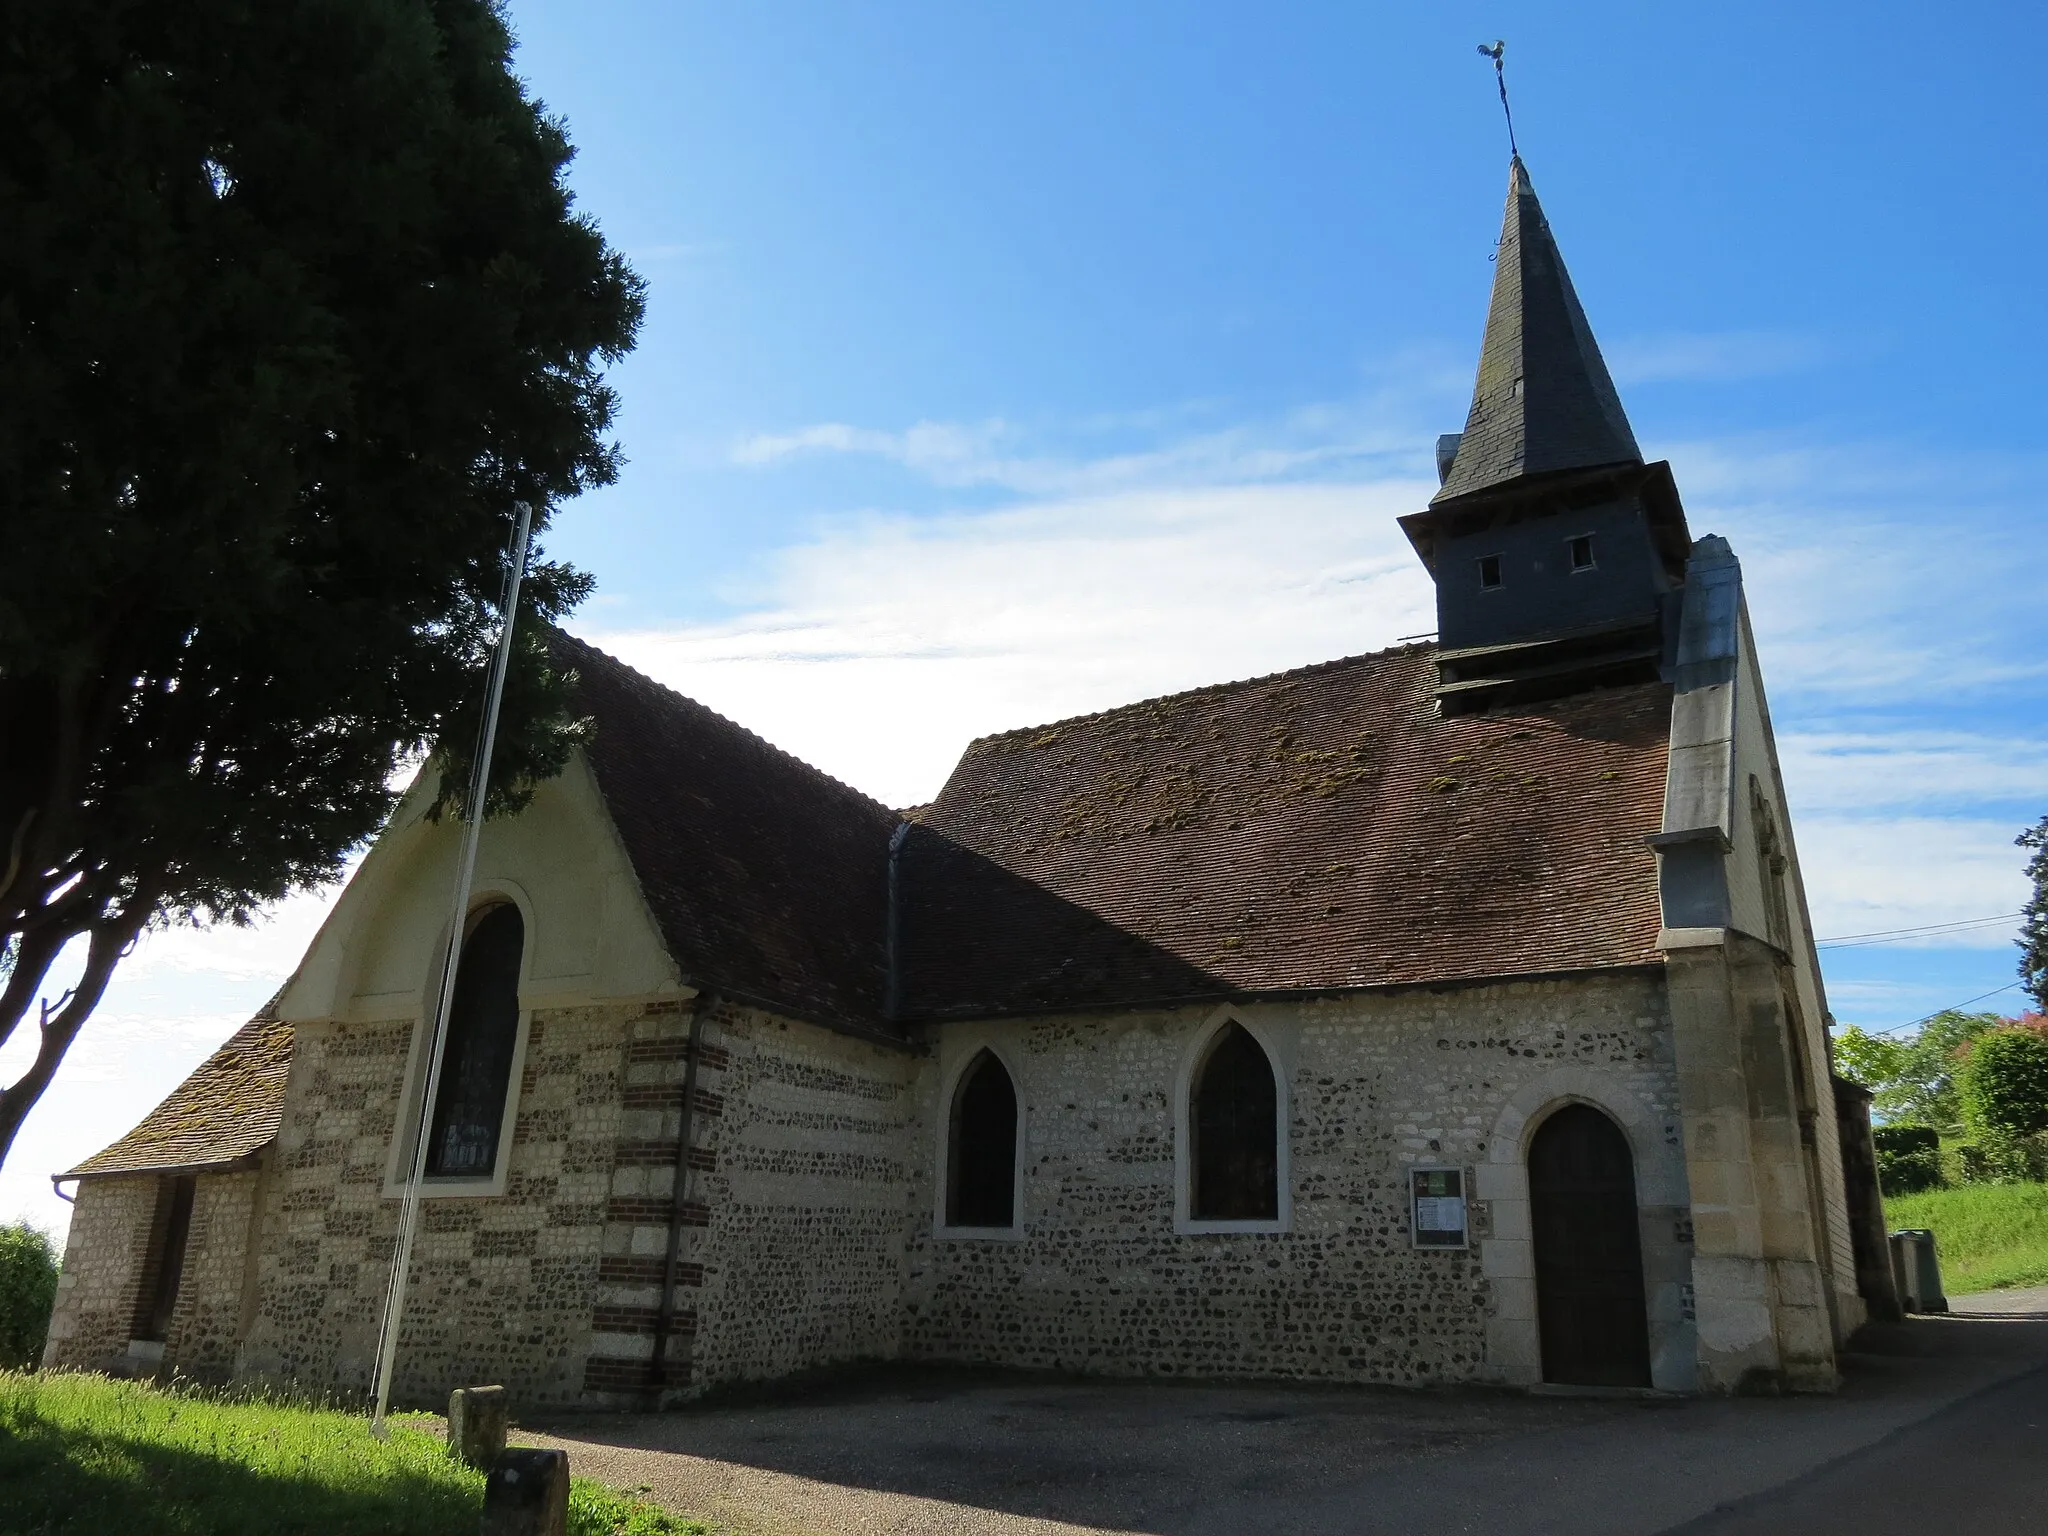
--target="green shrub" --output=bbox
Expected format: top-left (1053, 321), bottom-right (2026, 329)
top-left (1834, 1011), bottom-right (2001, 1131)
top-left (0, 1222), bottom-right (59, 1370)
top-left (1873, 1124), bottom-right (1944, 1193)
top-left (1953, 1133), bottom-right (2048, 1186)
top-left (1960, 1025), bottom-right (2048, 1141)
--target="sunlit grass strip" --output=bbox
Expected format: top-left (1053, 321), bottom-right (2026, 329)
top-left (0, 1371), bottom-right (705, 1536)
top-left (1885, 1179), bottom-right (2048, 1294)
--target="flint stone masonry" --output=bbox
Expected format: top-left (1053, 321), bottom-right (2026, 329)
top-left (641, 1001), bottom-right (922, 1398)
top-left (904, 971), bottom-right (1689, 1389)
top-left (237, 1002), bottom-right (637, 1407)
top-left (43, 1175), bottom-right (158, 1370)
top-left (162, 1167), bottom-right (266, 1381)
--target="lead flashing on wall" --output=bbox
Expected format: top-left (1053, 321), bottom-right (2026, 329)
top-left (1655, 927), bottom-right (1729, 951)
top-left (1647, 828), bottom-right (1733, 853)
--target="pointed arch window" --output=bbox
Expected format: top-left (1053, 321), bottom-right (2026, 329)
top-left (1190, 1023), bottom-right (1278, 1221)
top-left (945, 1049), bottom-right (1018, 1229)
top-left (425, 903), bottom-right (525, 1178)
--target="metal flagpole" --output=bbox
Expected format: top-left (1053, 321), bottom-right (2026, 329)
top-left (369, 500), bottom-right (534, 1435)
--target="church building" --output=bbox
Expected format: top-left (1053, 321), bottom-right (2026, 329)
top-left (44, 158), bottom-right (1897, 1404)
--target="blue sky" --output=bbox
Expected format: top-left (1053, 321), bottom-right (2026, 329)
top-left (6, 2), bottom-right (2045, 1233)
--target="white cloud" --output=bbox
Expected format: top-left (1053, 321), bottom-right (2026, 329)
top-left (616, 408), bottom-right (2048, 946)
top-left (726, 379), bottom-right (1456, 500)
top-left (1778, 730), bottom-right (2048, 817)
top-left (1794, 816), bottom-right (2030, 946)
top-left (588, 480), bottom-right (1438, 807)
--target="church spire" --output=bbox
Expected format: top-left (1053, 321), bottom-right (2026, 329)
top-left (1432, 157), bottom-right (1641, 504)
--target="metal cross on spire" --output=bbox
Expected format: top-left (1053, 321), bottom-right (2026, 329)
top-left (1477, 40), bottom-right (1519, 160)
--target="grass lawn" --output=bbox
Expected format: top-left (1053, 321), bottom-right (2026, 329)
top-left (1885, 1179), bottom-right (2048, 1294)
top-left (0, 1371), bottom-right (708, 1536)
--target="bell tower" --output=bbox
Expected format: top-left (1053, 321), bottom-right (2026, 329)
top-left (1399, 158), bottom-right (1693, 713)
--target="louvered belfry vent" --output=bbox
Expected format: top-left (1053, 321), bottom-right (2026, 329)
top-left (1399, 158), bottom-right (1693, 715)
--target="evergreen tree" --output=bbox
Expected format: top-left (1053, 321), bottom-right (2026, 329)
top-left (2020, 814), bottom-right (2048, 1011)
top-left (0, 0), bottom-right (643, 1166)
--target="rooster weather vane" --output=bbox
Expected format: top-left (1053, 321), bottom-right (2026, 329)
top-left (1478, 39), bottom-right (1519, 159)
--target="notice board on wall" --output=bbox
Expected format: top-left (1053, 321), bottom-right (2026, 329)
top-left (1410, 1167), bottom-right (1468, 1249)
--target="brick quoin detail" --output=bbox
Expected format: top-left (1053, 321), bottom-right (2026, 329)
top-left (598, 1257), bottom-right (702, 1287)
top-left (590, 1306), bottom-right (697, 1337)
top-left (624, 1038), bottom-right (730, 1071)
top-left (620, 1085), bottom-right (724, 1115)
top-left (612, 1140), bottom-right (718, 1170)
top-left (605, 1197), bottom-right (709, 1226)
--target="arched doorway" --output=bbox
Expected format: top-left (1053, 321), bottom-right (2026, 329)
top-left (1528, 1103), bottom-right (1652, 1387)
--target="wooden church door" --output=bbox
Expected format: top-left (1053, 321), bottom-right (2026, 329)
top-left (1528, 1104), bottom-right (1652, 1387)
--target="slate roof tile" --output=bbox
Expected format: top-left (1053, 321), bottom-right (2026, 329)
top-left (1434, 158), bottom-right (1641, 503)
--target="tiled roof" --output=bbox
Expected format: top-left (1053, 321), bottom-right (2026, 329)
top-left (67, 640), bottom-right (1676, 1178)
top-left (900, 644), bottom-right (1671, 1018)
top-left (555, 632), bottom-right (900, 1036)
top-left (65, 1012), bottom-right (292, 1178)
top-left (1434, 157), bottom-right (1641, 503)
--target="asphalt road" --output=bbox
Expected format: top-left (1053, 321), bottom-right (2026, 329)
top-left (521, 1299), bottom-right (2048, 1536)
top-left (1667, 1357), bottom-right (2048, 1535)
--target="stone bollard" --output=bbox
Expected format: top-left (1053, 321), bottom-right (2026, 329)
top-left (448, 1385), bottom-right (509, 1470)
top-left (481, 1447), bottom-right (570, 1536)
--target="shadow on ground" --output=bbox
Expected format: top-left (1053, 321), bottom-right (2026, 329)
top-left (520, 1309), bottom-right (2048, 1536)
top-left (0, 1410), bottom-right (475, 1536)
top-left (524, 1362), bottom-right (1634, 1534)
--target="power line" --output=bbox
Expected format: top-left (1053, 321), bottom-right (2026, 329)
top-left (1855, 980), bottom-right (2024, 1038)
top-left (1814, 912), bottom-right (2021, 949)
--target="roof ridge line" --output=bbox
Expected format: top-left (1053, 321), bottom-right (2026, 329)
top-left (556, 628), bottom-right (899, 822)
top-left (963, 639), bottom-right (1439, 750)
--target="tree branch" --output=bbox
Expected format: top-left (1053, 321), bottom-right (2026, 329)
top-left (0, 924), bottom-right (67, 1060)
top-left (0, 908), bottom-right (148, 1169)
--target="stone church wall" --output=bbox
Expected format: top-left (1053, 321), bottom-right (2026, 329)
top-left (161, 1168), bottom-right (266, 1381)
top-left (685, 1003), bottom-right (924, 1394)
top-left (43, 1174), bottom-right (157, 1370)
top-left (903, 970), bottom-right (1690, 1389)
top-left (237, 1001), bottom-right (636, 1407)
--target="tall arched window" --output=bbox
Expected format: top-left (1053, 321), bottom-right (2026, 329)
top-left (946, 1049), bottom-right (1018, 1228)
top-left (1190, 1023), bottom-right (1278, 1221)
top-left (425, 903), bottom-right (525, 1178)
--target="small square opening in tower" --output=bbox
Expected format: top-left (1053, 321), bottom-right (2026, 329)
top-left (1569, 535), bottom-right (1595, 571)
top-left (1477, 554), bottom-right (1503, 590)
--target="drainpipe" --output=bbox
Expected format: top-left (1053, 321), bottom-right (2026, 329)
top-left (650, 995), bottom-right (707, 1393)
top-left (49, 1175), bottom-right (76, 1205)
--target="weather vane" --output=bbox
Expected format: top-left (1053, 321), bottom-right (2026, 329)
top-left (1477, 39), bottom-right (1519, 160)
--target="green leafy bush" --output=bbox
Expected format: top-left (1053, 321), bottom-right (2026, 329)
top-left (1960, 1025), bottom-right (2048, 1140)
top-left (0, 1222), bottom-right (59, 1369)
top-left (1872, 1124), bottom-right (1944, 1194)
top-left (1833, 1011), bottom-right (2001, 1131)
